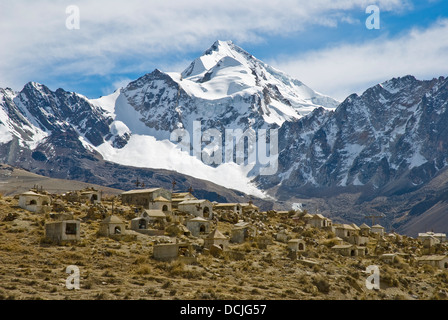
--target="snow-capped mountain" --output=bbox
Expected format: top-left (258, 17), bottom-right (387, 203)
top-left (88, 39), bottom-right (339, 158)
top-left (256, 75), bottom-right (448, 200)
top-left (1, 39), bottom-right (447, 215)
top-left (96, 40), bottom-right (338, 139)
top-left (0, 81), bottom-right (114, 148)
top-left (85, 40), bottom-right (340, 194)
top-left (0, 40), bottom-right (338, 197)
top-left (0, 82), bottom-right (268, 205)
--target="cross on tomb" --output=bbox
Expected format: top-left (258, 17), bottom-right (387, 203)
top-left (365, 213), bottom-right (384, 226)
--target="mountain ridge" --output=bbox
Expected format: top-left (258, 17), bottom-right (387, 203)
top-left (256, 74), bottom-right (448, 197)
top-left (1, 41), bottom-right (448, 235)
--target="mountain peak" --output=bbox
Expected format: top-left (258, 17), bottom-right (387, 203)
top-left (181, 40), bottom-right (252, 79)
top-left (22, 82), bottom-right (55, 98)
top-left (24, 81), bottom-right (43, 91)
top-left (174, 40), bottom-right (340, 124)
top-left (205, 40), bottom-right (244, 57)
top-left (210, 39), bottom-right (234, 49)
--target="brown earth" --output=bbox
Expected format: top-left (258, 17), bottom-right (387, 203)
top-left (0, 196), bottom-right (447, 301)
top-left (0, 164), bottom-right (123, 197)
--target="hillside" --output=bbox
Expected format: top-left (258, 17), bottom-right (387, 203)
top-left (0, 164), bottom-right (123, 197)
top-left (0, 195), bottom-right (447, 301)
top-left (0, 162), bottom-right (275, 213)
top-left (280, 165), bottom-right (448, 237)
top-left (1, 41), bottom-right (448, 239)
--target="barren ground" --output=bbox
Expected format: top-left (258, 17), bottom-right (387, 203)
top-left (0, 196), bottom-right (447, 301)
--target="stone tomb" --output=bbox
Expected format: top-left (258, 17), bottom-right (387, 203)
top-left (186, 216), bottom-right (212, 237)
top-left (204, 229), bottom-right (229, 251)
top-left (287, 239), bottom-right (306, 252)
top-left (99, 215), bottom-right (126, 237)
top-left (18, 191), bottom-right (51, 214)
top-left (153, 243), bottom-right (195, 263)
top-left (45, 220), bottom-right (80, 243)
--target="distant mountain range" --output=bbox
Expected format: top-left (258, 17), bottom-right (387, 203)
top-left (1, 40), bottom-right (447, 236)
top-left (257, 75), bottom-right (448, 198)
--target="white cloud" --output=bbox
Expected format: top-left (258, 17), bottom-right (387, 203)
top-left (0, 0), bottom-right (409, 92)
top-left (270, 19), bottom-right (448, 100)
top-left (98, 77), bottom-right (133, 97)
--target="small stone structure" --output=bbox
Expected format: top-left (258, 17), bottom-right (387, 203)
top-left (416, 255), bottom-right (448, 269)
top-left (241, 201), bottom-right (260, 214)
top-left (418, 231), bottom-right (446, 243)
top-left (371, 224), bottom-right (385, 237)
top-left (422, 237), bottom-right (438, 252)
top-left (350, 223), bottom-right (361, 233)
top-left (204, 229), bottom-right (229, 251)
top-left (178, 199), bottom-right (214, 219)
top-left (185, 216), bottom-right (212, 237)
top-left (288, 239), bottom-right (306, 252)
top-left (359, 223), bottom-right (371, 236)
top-left (302, 213), bottom-right (313, 221)
top-left (153, 243), bottom-right (195, 262)
top-left (333, 224), bottom-right (368, 245)
top-left (214, 203), bottom-right (242, 215)
top-left (62, 188), bottom-right (101, 204)
top-left (18, 191), bottom-right (51, 213)
top-left (171, 192), bottom-right (197, 209)
top-left (230, 221), bottom-right (257, 243)
top-left (334, 224), bottom-right (358, 239)
top-left (148, 196), bottom-right (172, 212)
top-left (130, 210), bottom-right (166, 235)
top-left (144, 209), bottom-right (167, 228)
top-left (121, 188), bottom-right (172, 209)
top-left (308, 214), bottom-right (332, 229)
top-left (45, 220), bottom-right (80, 243)
top-left (347, 234), bottom-right (369, 245)
top-left (380, 253), bottom-right (398, 264)
top-left (131, 216), bottom-right (149, 231)
top-left (99, 215), bottom-right (126, 237)
top-left (80, 188), bottom-right (102, 204)
top-left (331, 244), bottom-right (368, 257)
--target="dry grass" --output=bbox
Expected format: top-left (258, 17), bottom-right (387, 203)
top-left (0, 197), bottom-right (446, 300)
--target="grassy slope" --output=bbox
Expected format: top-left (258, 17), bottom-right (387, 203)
top-left (0, 197), bottom-right (447, 300)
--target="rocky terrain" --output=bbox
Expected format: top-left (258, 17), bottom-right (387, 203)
top-left (0, 40), bottom-right (338, 195)
top-left (258, 75), bottom-right (448, 197)
top-left (0, 160), bottom-right (274, 212)
top-left (0, 194), bottom-right (447, 301)
top-left (0, 164), bottom-right (123, 197)
top-left (1, 40), bottom-right (448, 237)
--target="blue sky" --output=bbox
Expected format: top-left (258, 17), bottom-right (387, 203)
top-left (1, 0), bottom-right (448, 101)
